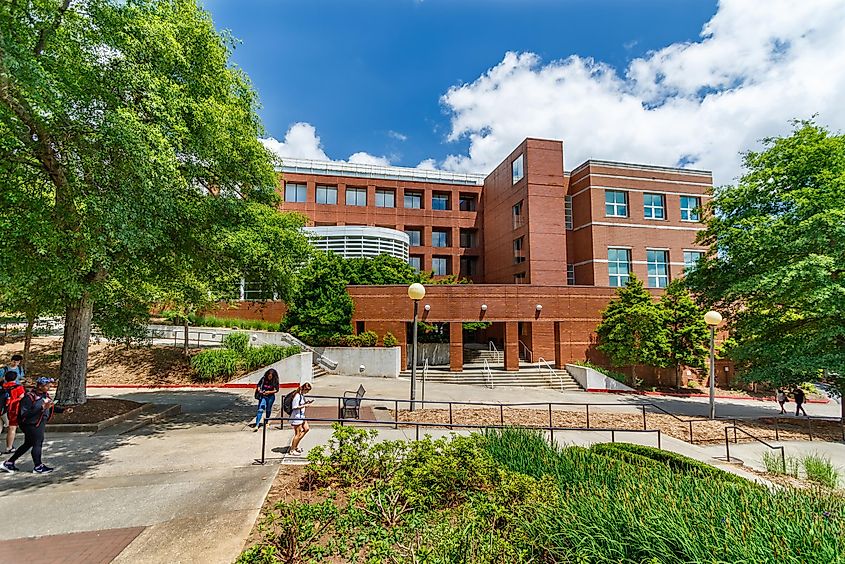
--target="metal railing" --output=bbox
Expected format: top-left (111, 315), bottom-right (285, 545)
top-left (518, 340), bottom-right (533, 363)
top-left (537, 357), bottom-right (564, 391)
top-left (482, 359), bottom-right (494, 389)
top-left (724, 425), bottom-right (786, 470)
top-left (277, 333), bottom-right (339, 371)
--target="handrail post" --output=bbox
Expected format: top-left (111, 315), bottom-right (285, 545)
top-left (586, 404), bottom-right (590, 429)
top-left (779, 446), bottom-right (786, 474)
top-left (688, 420), bottom-right (693, 444)
top-left (394, 400), bottom-right (398, 430)
top-left (449, 403), bottom-right (453, 430)
top-left (724, 427), bottom-right (730, 462)
top-left (415, 424), bottom-right (420, 441)
top-left (548, 403), bottom-right (553, 429)
top-left (657, 430), bottom-right (661, 450)
top-left (642, 405), bottom-right (647, 430)
top-left (611, 430), bottom-right (615, 443)
top-left (775, 417), bottom-right (779, 441)
top-left (337, 397), bottom-right (342, 420)
top-left (500, 404), bottom-right (504, 426)
top-left (807, 417), bottom-right (813, 441)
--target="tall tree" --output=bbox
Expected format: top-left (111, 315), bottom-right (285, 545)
top-left (687, 121), bottom-right (845, 419)
top-left (283, 251), bottom-right (354, 343)
top-left (0, 0), bottom-right (300, 403)
top-left (659, 279), bottom-right (709, 387)
top-left (596, 275), bottom-right (670, 384)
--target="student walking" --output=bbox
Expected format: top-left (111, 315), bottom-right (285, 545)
top-left (249, 368), bottom-right (279, 431)
top-left (792, 386), bottom-right (808, 417)
top-left (776, 388), bottom-right (788, 415)
top-left (2, 377), bottom-right (72, 474)
top-left (1, 371), bottom-right (26, 454)
top-left (288, 382), bottom-right (313, 456)
top-left (1, 354), bottom-right (25, 384)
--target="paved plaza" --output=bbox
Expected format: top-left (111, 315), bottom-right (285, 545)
top-left (0, 376), bottom-right (841, 563)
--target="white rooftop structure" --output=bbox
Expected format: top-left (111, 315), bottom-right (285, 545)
top-left (303, 226), bottom-right (410, 261)
top-left (279, 158), bottom-right (485, 186)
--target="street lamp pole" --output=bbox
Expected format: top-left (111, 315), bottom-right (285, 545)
top-left (408, 283), bottom-right (426, 412)
top-left (704, 310), bottom-right (723, 420)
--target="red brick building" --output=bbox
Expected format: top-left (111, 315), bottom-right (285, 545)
top-left (232, 138), bottom-right (711, 374)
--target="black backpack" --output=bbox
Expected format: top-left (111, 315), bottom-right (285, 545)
top-left (282, 391), bottom-right (296, 416)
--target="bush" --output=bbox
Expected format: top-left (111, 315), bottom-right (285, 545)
top-left (762, 451), bottom-right (800, 477)
top-left (383, 332), bottom-right (398, 347)
top-left (243, 345), bottom-right (301, 372)
top-left (803, 454), bottom-right (839, 488)
top-left (223, 331), bottom-right (251, 354)
top-left (358, 330), bottom-right (378, 347)
top-left (572, 360), bottom-right (628, 384)
top-left (190, 349), bottom-right (240, 380)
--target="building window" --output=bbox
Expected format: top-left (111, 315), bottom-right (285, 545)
top-left (513, 272), bottom-right (527, 284)
top-left (284, 183), bottom-right (307, 203)
top-left (432, 229), bottom-right (449, 248)
top-left (460, 256), bottom-right (478, 277)
top-left (608, 248), bottom-right (631, 287)
top-left (405, 228), bottom-right (422, 246)
top-left (512, 200), bottom-right (524, 228)
top-left (512, 154), bottom-right (524, 184)
top-left (346, 187), bottom-right (367, 206)
top-left (643, 193), bottom-right (665, 220)
top-left (513, 236), bottom-right (525, 264)
top-left (375, 189), bottom-right (395, 208)
top-left (684, 250), bottom-right (704, 272)
top-left (459, 194), bottom-right (477, 211)
top-left (565, 195), bottom-right (573, 230)
top-left (316, 185), bottom-right (337, 205)
top-left (432, 256), bottom-right (449, 276)
top-left (605, 190), bottom-right (628, 217)
top-left (680, 196), bottom-right (701, 222)
top-left (409, 255), bottom-right (422, 272)
top-left (404, 191), bottom-right (422, 209)
top-left (242, 279), bottom-right (275, 300)
top-left (647, 249), bottom-right (670, 288)
top-left (459, 229), bottom-right (477, 248)
top-left (432, 192), bottom-right (449, 211)
top-left (567, 263), bottom-right (575, 285)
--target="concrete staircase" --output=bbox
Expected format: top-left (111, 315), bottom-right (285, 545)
top-left (312, 364), bottom-right (330, 379)
top-left (401, 362), bottom-right (582, 392)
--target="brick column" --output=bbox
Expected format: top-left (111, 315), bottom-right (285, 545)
top-left (503, 321), bottom-right (519, 371)
top-left (449, 322), bottom-right (463, 372)
top-left (553, 321), bottom-right (566, 369)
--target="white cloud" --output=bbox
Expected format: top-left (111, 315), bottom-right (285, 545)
top-left (436, 0), bottom-right (845, 183)
top-left (388, 130), bottom-right (408, 141)
top-left (261, 122), bottom-right (391, 166)
top-left (415, 158), bottom-right (438, 171)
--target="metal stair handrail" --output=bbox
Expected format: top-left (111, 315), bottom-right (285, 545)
top-left (537, 357), bottom-right (565, 391)
top-left (482, 359), bottom-right (494, 389)
top-left (518, 340), bottom-right (533, 363)
top-left (275, 333), bottom-right (339, 371)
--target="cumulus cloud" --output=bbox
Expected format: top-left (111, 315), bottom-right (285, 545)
top-left (261, 122), bottom-right (391, 166)
top-left (388, 130), bottom-right (408, 141)
top-left (436, 0), bottom-right (845, 183)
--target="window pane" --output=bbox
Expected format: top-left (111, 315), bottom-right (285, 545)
top-left (459, 230), bottom-right (476, 248)
top-left (405, 229), bottom-right (421, 246)
top-left (684, 250), bottom-right (704, 272)
top-left (681, 196), bottom-right (701, 221)
top-left (605, 190), bottom-right (627, 217)
top-left (375, 189), bottom-right (395, 208)
top-left (404, 192), bottom-right (421, 209)
top-left (512, 154), bottom-right (524, 184)
top-left (459, 195), bottom-right (477, 211)
top-left (409, 256), bottom-right (421, 272)
top-left (346, 188), bottom-right (366, 206)
top-left (432, 193), bottom-right (449, 210)
top-left (608, 248), bottom-right (631, 287)
top-left (432, 230), bottom-right (448, 247)
top-left (285, 183), bottom-right (306, 203)
top-left (644, 193), bottom-right (665, 219)
top-left (316, 185), bottom-right (337, 204)
top-left (647, 250), bottom-right (669, 288)
top-left (432, 257), bottom-right (447, 276)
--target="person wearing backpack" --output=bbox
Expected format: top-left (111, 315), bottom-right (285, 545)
top-left (1, 371), bottom-right (25, 454)
top-left (1, 354), bottom-right (25, 384)
top-left (2, 377), bottom-right (73, 474)
top-left (287, 382), bottom-right (313, 456)
top-left (249, 368), bottom-right (279, 431)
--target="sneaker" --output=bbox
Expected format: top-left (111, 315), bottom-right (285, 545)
top-left (1, 448), bottom-right (13, 455)
top-left (2, 461), bottom-right (17, 473)
top-left (33, 464), bottom-right (54, 474)
top-left (247, 422), bottom-right (256, 429)
top-left (290, 448), bottom-right (303, 456)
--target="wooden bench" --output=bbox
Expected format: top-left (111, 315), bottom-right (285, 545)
top-left (340, 384), bottom-right (366, 419)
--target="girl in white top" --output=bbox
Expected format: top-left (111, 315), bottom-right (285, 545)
top-left (289, 382), bottom-right (313, 456)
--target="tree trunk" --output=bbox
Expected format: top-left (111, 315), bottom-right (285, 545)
top-left (23, 313), bottom-right (35, 370)
top-left (56, 295), bottom-right (94, 405)
top-left (183, 319), bottom-right (190, 357)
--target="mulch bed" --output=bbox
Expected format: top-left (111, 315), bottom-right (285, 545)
top-left (50, 398), bottom-right (143, 424)
top-left (393, 407), bottom-right (845, 444)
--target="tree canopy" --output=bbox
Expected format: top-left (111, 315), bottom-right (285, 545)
top-left (686, 121), bottom-right (845, 413)
top-left (0, 0), bottom-right (308, 403)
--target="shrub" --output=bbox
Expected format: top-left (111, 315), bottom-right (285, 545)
top-left (223, 331), bottom-right (251, 354)
top-left (762, 451), bottom-right (800, 477)
top-left (190, 349), bottom-right (240, 380)
top-left (803, 454), bottom-right (839, 488)
top-left (358, 330), bottom-right (378, 347)
top-left (572, 360), bottom-right (628, 384)
top-left (243, 345), bottom-right (301, 372)
top-left (383, 332), bottom-right (399, 347)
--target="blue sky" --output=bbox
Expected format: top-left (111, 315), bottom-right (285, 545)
top-left (202, 0), bottom-right (845, 182)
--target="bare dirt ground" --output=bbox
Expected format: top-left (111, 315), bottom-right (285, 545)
top-left (395, 407), bottom-right (845, 444)
top-left (0, 336), bottom-right (203, 386)
top-left (49, 398), bottom-right (143, 423)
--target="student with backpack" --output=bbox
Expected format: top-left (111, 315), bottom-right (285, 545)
top-left (2, 377), bottom-right (73, 474)
top-left (249, 368), bottom-right (279, 431)
top-left (1, 371), bottom-right (25, 454)
top-left (285, 382), bottom-right (313, 456)
top-left (1, 354), bottom-right (25, 384)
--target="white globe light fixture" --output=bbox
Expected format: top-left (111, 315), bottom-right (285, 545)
top-left (424, 304), bottom-right (431, 311)
top-left (535, 304), bottom-right (543, 312)
top-left (480, 304), bottom-right (488, 311)
top-left (408, 283), bottom-right (426, 301)
top-left (704, 310), bottom-right (723, 419)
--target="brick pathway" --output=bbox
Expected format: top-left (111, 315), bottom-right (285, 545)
top-left (0, 527), bottom-right (144, 564)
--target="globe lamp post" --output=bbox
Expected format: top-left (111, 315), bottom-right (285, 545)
top-left (408, 283), bottom-right (426, 411)
top-left (704, 310), bottom-right (723, 419)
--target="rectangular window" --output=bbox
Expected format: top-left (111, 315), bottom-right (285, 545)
top-left (513, 272), bottom-right (527, 284)
top-left (605, 190), bottom-right (628, 217)
top-left (684, 250), bottom-right (704, 272)
top-left (512, 200), bottom-right (524, 229)
top-left (409, 255), bottom-right (422, 272)
top-left (404, 191), bottom-right (422, 209)
top-left (647, 249), bottom-right (670, 288)
top-left (513, 236), bottom-right (525, 264)
top-left (375, 189), bottom-right (395, 208)
top-left (315, 185), bottom-right (337, 205)
top-left (432, 193), bottom-right (449, 211)
top-left (608, 248), bottom-right (631, 287)
top-left (567, 264), bottom-right (575, 285)
top-left (284, 182), bottom-right (307, 203)
top-left (565, 195), bottom-right (573, 230)
top-left (345, 187), bottom-right (367, 206)
top-left (512, 154), bottom-right (524, 184)
top-left (459, 229), bottom-right (477, 248)
top-left (460, 256), bottom-right (478, 277)
top-left (459, 194), bottom-right (477, 211)
top-left (431, 229), bottom-right (449, 248)
top-left (405, 228), bottom-right (422, 246)
top-left (680, 195), bottom-right (701, 222)
top-left (643, 193), bottom-right (665, 220)
top-left (432, 257), bottom-right (448, 276)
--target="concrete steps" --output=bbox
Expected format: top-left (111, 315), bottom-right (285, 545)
top-left (463, 349), bottom-right (503, 364)
top-left (401, 363), bottom-right (583, 392)
top-left (312, 364), bottom-right (329, 379)
top-left (95, 403), bottom-right (181, 435)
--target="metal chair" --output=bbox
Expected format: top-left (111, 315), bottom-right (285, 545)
top-left (340, 384), bottom-right (366, 419)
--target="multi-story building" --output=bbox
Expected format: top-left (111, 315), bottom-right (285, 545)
top-left (234, 137), bottom-right (711, 377)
